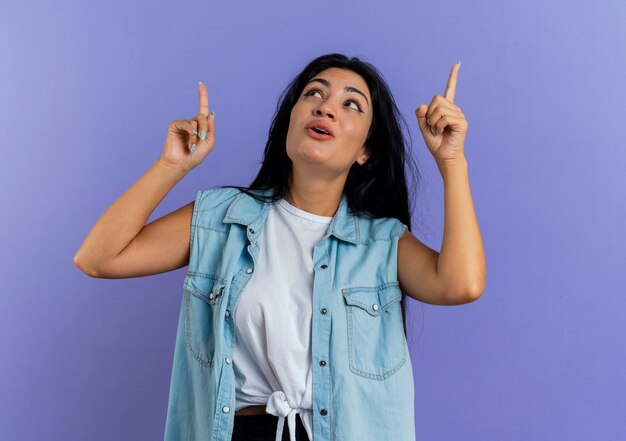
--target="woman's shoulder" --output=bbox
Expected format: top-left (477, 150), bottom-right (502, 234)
top-left (194, 186), bottom-right (242, 212)
top-left (193, 186), bottom-right (275, 219)
top-left (354, 212), bottom-right (408, 241)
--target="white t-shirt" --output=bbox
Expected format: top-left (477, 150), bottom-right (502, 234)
top-left (233, 196), bottom-right (333, 441)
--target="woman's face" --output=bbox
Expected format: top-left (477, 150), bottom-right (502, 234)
top-left (285, 67), bottom-right (373, 175)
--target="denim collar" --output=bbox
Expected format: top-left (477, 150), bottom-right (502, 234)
top-left (222, 187), bottom-right (359, 245)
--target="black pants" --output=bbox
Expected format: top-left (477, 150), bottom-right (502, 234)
top-left (231, 413), bottom-right (310, 441)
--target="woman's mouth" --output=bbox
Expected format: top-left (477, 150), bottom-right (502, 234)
top-left (306, 127), bottom-right (335, 141)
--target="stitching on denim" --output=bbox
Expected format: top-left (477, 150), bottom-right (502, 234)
top-left (184, 289), bottom-right (214, 368)
top-left (344, 289), bottom-right (406, 380)
top-left (349, 352), bottom-right (407, 380)
top-left (225, 390), bottom-right (234, 441)
top-left (195, 187), bottom-right (239, 213)
top-left (225, 215), bottom-right (249, 223)
top-left (217, 252), bottom-right (257, 440)
top-left (323, 244), bottom-right (332, 441)
top-left (186, 271), bottom-right (228, 286)
top-left (187, 284), bottom-right (225, 305)
top-left (356, 234), bottom-right (402, 245)
top-left (341, 280), bottom-right (400, 293)
top-left (213, 403), bottom-right (222, 441)
top-left (341, 283), bottom-right (402, 318)
top-left (188, 190), bottom-right (202, 271)
top-left (184, 272), bottom-right (226, 368)
top-left (224, 193), bottom-right (247, 222)
top-left (192, 224), bottom-right (229, 234)
top-left (342, 298), bottom-right (398, 315)
top-left (229, 267), bottom-right (247, 320)
top-left (230, 242), bottom-right (258, 322)
top-left (343, 294), bottom-right (401, 313)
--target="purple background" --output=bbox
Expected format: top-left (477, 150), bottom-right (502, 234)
top-left (1, 0), bottom-right (625, 439)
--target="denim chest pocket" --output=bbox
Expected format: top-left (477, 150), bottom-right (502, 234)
top-left (183, 273), bottom-right (227, 368)
top-left (341, 282), bottom-right (407, 380)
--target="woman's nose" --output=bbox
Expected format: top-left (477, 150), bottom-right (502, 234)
top-left (313, 104), bottom-right (335, 119)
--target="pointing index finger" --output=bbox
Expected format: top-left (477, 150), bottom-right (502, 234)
top-left (444, 62), bottom-right (460, 103)
top-left (198, 81), bottom-right (209, 116)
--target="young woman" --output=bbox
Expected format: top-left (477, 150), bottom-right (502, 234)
top-left (74, 53), bottom-right (486, 441)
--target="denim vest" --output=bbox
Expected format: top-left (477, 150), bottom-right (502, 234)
top-left (164, 187), bottom-right (415, 440)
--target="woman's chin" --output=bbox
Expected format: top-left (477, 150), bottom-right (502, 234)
top-left (289, 145), bottom-right (331, 164)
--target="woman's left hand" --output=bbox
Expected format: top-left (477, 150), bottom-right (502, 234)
top-left (415, 62), bottom-right (468, 167)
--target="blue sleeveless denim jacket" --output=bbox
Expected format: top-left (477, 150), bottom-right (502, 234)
top-left (163, 187), bottom-right (415, 440)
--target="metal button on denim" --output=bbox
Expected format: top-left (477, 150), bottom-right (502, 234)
top-left (246, 267), bottom-right (253, 274)
top-left (222, 406), bottom-right (230, 413)
top-left (372, 304), bottom-right (379, 311)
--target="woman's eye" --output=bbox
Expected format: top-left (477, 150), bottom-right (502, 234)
top-left (305, 89), bottom-right (322, 98)
top-left (304, 89), bottom-right (363, 112)
top-left (347, 100), bottom-right (360, 111)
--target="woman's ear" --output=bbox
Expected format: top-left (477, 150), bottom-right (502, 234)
top-left (357, 145), bottom-right (371, 165)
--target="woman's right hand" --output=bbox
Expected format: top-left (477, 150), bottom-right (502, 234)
top-left (159, 81), bottom-right (216, 173)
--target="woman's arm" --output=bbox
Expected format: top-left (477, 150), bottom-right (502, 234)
top-left (400, 62), bottom-right (486, 305)
top-left (73, 158), bottom-right (190, 278)
top-left (74, 81), bottom-right (216, 278)
top-left (437, 156), bottom-right (486, 300)
top-left (398, 157), bottom-right (486, 306)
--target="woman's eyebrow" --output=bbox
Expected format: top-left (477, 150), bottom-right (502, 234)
top-left (306, 78), bottom-right (369, 106)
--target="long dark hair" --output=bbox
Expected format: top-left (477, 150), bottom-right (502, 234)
top-left (222, 53), bottom-right (423, 338)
